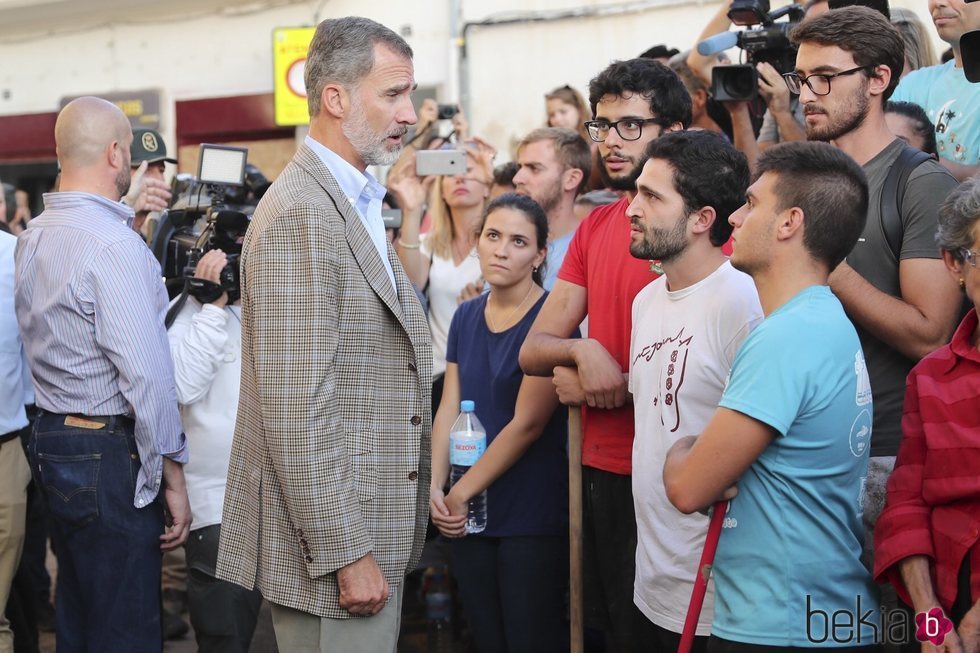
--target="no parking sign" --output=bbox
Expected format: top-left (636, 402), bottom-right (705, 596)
top-left (273, 27), bottom-right (315, 126)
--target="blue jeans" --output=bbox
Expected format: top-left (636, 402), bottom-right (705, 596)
top-left (28, 412), bottom-right (164, 653)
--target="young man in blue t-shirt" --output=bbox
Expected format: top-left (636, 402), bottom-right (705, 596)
top-left (891, 0), bottom-right (980, 182)
top-left (664, 141), bottom-right (881, 651)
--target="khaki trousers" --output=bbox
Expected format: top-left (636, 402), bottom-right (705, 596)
top-left (270, 582), bottom-right (404, 653)
top-left (0, 439), bottom-right (31, 653)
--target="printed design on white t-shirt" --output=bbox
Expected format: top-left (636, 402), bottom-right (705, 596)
top-left (632, 327), bottom-right (693, 433)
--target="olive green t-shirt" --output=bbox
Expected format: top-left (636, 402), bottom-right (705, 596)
top-left (848, 138), bottom-right (958, 457)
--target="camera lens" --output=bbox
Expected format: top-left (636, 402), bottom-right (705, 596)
top-left (712, 65), bottom-right (758, 102)
top-left (723, 70), bottom-right (757, 100)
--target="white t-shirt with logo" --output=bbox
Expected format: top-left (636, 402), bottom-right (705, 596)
top-left (628, 260), bottom-right (763, 635)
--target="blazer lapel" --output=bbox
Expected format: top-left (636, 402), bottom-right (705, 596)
top-left (294, 145), bottom-right (406, 328)
top-left (343, 213), bottom-right (406, 327)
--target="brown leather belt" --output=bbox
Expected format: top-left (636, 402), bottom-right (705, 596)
top-left (36, 410), bottom-right (134, 431)
top-left (63, 414), bottom-right (134, 430)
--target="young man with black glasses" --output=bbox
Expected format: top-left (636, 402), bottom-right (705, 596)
top-left (520, 58), bottom-right (690, 651)
top-left (789, 4), bottom-right (960, 622)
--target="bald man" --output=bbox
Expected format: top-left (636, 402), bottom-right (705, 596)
top-left (14, 96), bottom-right (190, 651)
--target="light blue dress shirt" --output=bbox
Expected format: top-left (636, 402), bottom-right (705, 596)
top-left (304, 136), bottom-right (397, 289)
top-left (0, 231), bottom-right (29, 436)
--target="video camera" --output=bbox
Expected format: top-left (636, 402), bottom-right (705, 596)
top-left (697, 0), bottom-right (804, 102)
top-left (154, 144), bottom-right (268, 327)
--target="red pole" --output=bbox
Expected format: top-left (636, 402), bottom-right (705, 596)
top-left (677, 500), bottom-right (728, 653)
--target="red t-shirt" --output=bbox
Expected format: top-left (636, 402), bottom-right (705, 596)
top-left (557, 196), bottom-right (660, 475)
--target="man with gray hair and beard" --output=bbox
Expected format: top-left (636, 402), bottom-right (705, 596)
top-left (216, 16), bottom-right (432, 652)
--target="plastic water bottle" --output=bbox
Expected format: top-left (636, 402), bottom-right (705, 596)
top-left (449, 400), bottom-right (487, 534)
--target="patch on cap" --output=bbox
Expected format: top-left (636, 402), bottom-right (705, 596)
top-left (142, 131), bottom-right (160, 153)
top-left (131, 128), bottom-right (177, 167)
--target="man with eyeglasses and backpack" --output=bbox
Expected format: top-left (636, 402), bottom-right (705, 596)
top-left (787, 5), bottom-right (960, 616)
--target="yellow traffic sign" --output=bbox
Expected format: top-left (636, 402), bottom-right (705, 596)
top-left (273, 27), bottom-right (315, 126)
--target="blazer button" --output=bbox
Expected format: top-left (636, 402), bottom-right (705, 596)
top-left (305, 555), bottom-right (314, 563)
top-left (408, 471), bottom-right (418, 481)
top-left (409, 362), bottom-right (417, 372)
top-left (411, 415), bottom-right (422, 426)
top-left (300, 538), bottom-right (309, 546)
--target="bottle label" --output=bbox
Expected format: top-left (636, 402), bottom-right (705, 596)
top-left (450, 432), bottom-right (486, 466)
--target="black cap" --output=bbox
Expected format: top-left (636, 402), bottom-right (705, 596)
top-left (131, 128), bottom-right (177, 167)
top-left (639, 44), bottom-right (680, 60)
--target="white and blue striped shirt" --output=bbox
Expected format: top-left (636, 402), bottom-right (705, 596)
top-left (14, 191), bottom-right (187, 508)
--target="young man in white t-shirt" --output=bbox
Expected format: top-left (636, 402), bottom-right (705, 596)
top-left (626, 130), bottom-right (763, 652)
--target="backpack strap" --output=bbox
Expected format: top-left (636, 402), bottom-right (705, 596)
top-left (879, 145), bottom-right (932, 261)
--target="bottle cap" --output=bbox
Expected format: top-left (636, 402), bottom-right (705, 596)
top-left (460, 400), bottom-right (475, 412)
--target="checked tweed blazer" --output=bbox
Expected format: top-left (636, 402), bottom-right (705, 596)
top-left (215, 143), bottom-right (433, 619)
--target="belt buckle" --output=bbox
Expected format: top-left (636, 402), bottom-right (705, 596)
top-left (64, 416), bottom-right (108, 430)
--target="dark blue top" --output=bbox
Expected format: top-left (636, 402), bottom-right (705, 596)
top-left (446, 292), bottom-right (570, 538)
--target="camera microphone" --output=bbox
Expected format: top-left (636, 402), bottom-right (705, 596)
top-left (697, 31), bottom-right (739, 56)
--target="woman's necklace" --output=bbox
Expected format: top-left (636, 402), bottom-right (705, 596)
top-left (485, 283), bottom-right (536, 333)
top-left (452, 236), bottom-right (474, 266)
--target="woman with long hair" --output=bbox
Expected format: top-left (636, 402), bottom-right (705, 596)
top-left (391, 143), bottom-right (494, 411)
top-left (430, 193), bottom-right (570, 652)
top-left (890, 7), bottom-right (938, 77)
